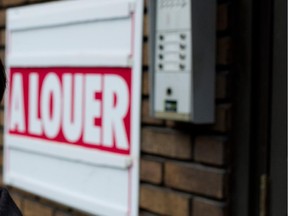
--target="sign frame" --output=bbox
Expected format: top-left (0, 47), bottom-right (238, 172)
top-left (4, 1), bottom-right (144, 215)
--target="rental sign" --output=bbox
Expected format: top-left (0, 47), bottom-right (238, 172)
top-left (9, 68), bottom-right (132, 154)
top-left (4, 1), bottom-right (143, 216)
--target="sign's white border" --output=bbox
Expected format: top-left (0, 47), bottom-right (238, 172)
top-left (4, 1), bottom-right (143, 216)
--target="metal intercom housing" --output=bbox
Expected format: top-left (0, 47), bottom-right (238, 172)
top-left (149, 0), bottom-right (216, 123)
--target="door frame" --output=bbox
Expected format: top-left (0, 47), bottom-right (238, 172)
top-left (269, 0), bottom-right (287, 215)
top-left (231, 0), bottom-right (287, 215)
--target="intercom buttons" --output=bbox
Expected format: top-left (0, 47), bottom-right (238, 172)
top-left (180, 44), bottom-right (186, 50)
top-left (180, 34), bottom-right (186, 40)
top-left (179, 64), bottom-right (185, 70)
top-left (155, 31), bottom-right (191, 72)
top-left (179, 54), bottom-right (186, 60)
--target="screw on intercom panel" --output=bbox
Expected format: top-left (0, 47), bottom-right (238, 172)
top-left (180, 34), bottom-right (186, 39)
top-left (179, 54), bottom-right (186, 60)
top-left (180, 44), bottom-right (186, 50)
top-left (179, 64), bottom-right (185, 70)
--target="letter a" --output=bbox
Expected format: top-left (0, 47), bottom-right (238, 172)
top-left (9, 73), bottom-right (26, 132)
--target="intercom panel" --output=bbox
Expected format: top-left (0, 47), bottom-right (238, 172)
top-left (149, 0), bottom-right (216, 123)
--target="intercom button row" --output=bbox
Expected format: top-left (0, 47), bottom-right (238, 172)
top-left (158, 44), bottom-right (187, 51)
top-left (158, 54), bottom-right (186, 61)
top-left (157, 32), bottom-right (187, 42)
top-left (158, 63), bottom-right (186, 71)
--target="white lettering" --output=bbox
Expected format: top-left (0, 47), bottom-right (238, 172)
top-left (41, 73), bottom-right (61, 138)
top-left (83, 75), bottom-right (101, 145)
top-left (28, 73), bottom-right (42, 135)
top-left (9, 73), bottom-right (26, 132)
top-left (10, 71), bottom-right (131, 151)
top-left (62, 74), bottom-right (83, 142)
top-left (103, 75), bottom-right (129, 150)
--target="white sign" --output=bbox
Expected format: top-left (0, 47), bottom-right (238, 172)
top-left (4, 1), bottom-right (143, 215)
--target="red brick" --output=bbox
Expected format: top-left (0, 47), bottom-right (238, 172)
top-left (6, 187), bottom-right (36, 199)
top-left (54, 211), bottom-right (71, 216)
top-left (0, 130), bottom-right (3, 147)
top-left (217, 4), bottom-right (229, 31)
top-left (140, 184), bottom-right (191, 216)
top-left (141, 98), bottom-right (164, 125)
top-left (142, 42), bottom-right (149, 66)
top-left (2, 0), bottom-right (27, 7)
top-left (212, 104), bottom-right (232, 132)
top-left (1, 94), bottom-right (4, 106)
top-left (28, 0), bottom-right (46, 3)
top-left (23, 199), bottom-right (53, 216)
top-left (140, 157), bottom-right (163, 184)
top-left (0, 11), bottom-right (5, 28)
top-left (71, 210), bottom-right (90, 216)
top-left (144, 0), bottom-right (148, 8)
top-left (40, 197), bottom-right (70, 212)
top-left (141, 127), bottom-right (192, 159)
top-left (217, 37), bottom-right (232, 65)
top-left (142, 70), bottom-right (149, 96)
top-left (0, 49), bottom-right (5, 63)
top-left (192, 197), bottom-right (227, 216)
top-left (0, 149), bottom-right (3, 167)
top-left (144, 103), bottom-right (231, 133)
top-left (10, 192), bottom-right (23, 210)
top-left (216, 71), bottom-right (230, 99)
top-left (0, 30), bottom-right (5, 47)
top-left (165, 120), bottom-right (178, 128)
top-left (165, 161), bottom-right (226, 199)
top-left (194, 136), bottom-right (227, 166)
top-left (0, 109), bottom-right (4, 126)
top-left (0, 170), bottom-right (3, 187)
top-left (143, 14), bottom-right (149, 37)
top-left (140, 211), bottom-right (158, 216)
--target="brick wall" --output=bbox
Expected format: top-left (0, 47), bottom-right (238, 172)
top-left (0, 0), bottom-right (232, 215)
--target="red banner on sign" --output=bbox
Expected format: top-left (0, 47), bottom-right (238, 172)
top-left (8, 68), bottom-right (132, 155)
